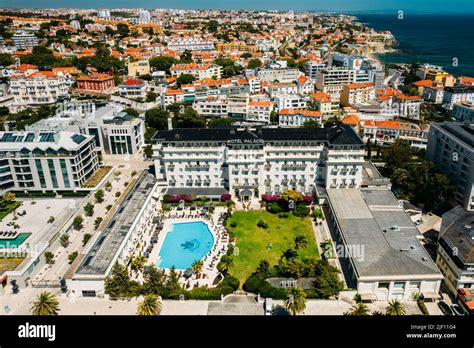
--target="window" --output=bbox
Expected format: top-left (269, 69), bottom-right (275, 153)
top-left (393, 282), bottom-right (405, 289)
top-left (378, 282), bottom-right (390, 290)
top-left (60, 159), bottom-right (70, 188)
top-left (35, 159), bottom-right (46, 188)
top-left (47, 159), bottom-right (58, 188)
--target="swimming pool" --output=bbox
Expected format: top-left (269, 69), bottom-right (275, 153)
top-left (157, 221), bottom-right (214, 270)
top-left (0, 233), bottom-right (30, 249)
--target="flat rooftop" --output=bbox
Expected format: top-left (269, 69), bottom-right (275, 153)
top-left (327, 188), bottom-right (442, 279)
top-left (75, 171), bottom-right (156, 276)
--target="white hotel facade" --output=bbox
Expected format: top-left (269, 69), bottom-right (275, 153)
top-left (152, 126), bottom-right (365, 199)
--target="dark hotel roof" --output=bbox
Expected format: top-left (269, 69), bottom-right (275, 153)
top-left (152, 125), bottom-right (363, 146)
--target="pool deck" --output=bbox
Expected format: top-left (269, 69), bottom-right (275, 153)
top-left (0, 198), bottom-right (82, 253)
top-left (147, 207), bottom-right (231, 288)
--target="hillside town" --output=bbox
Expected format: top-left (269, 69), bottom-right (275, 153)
top-left (0, 7), bottom-right (472, 318)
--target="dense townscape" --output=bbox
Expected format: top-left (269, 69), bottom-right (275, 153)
top-left (0, 7), bottom-right (472, 318)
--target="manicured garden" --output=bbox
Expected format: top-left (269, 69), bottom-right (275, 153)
top-left (0, 200), bottom-right (22, 220)
top-left (0, 257), bottom-right (24, 274)
top-left (82, 166), bottom-right (113, 188)
top-left (226, 210), bottom-right (319, 285)
top-left (0, 193), bottom-right (22, 220)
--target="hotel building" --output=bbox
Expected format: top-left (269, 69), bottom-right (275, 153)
top-left (0, 130), bottom-right (99, 194)
top-left (152, 126), bottom-right (365, 200)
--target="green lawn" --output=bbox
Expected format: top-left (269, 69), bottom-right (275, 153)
top-left (227, 210), bottom-right (319, 286)
top-left (0, 201), bottom-right (22, 220)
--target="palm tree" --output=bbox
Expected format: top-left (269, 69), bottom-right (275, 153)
top-left (30, 292), bottom-right (59, 315)
top-left (137, 294), bottom-right (162, 316)
top-left (191, 260), bottom-right (204, 275)
top-left (131, 255), bottom-right (147, 274)
top-left (281, 248), bottom-right (298, 262)
top-left (217, 255), bottom-right (234, 275)
top-left (345, 302), bottom-right (369, 316)
top-left (385, 299), bottom-right (406, 316)
top-left (284, 286), bottom-right (307, 315)
top-left (294, 236), bottom-right (308, 250)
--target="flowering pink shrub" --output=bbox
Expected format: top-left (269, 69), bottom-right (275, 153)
top-left (261, 194), bottom-right (281, 202)
top-left (220, 193), bottom-right (232, 201)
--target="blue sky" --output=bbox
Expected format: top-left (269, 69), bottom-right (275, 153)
top-left (3, 0), bottom-right (474, 13)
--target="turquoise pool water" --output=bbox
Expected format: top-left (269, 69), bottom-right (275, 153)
top-left (157, 221), bottom-right (214, 270)
top-left (0, 233), bottom-right (30, 249)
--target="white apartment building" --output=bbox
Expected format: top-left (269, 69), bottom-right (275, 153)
top-left (426, 121), bottom-right (474, 211)
top-left (152, 126), bottom-right (365, 200)
top-left (315, 67), bottom-right (357, 104)
top-left (436, 206), bottom-right (474, 297)
top-left (26, 104), bottom-right (145, 156)
top-left (267, 83), bottom-right (297, 98)
top-left (247, 101), bottom-right (273, 123)
top-left (97, 9), bottom-right (111, 19)
top-left (138, 9), bottom-right (151, 24)
top-left (0, 130), bottom-right (99, 194)
top-left (248, 76), bottom-right (262, 94)
top-left (9, 71), bottom-right (72, 106)
top-left (193, 97), bottom-right (228, 118)
top-left (118, 79), bottom-right (148, 99)
top-left (274, 93), bottom-right (308, 110)
top-left (443, 86), bottom-right (474, 109)
top-left (13, 30), bottom-right (39, 50)
top-left (296, 76), bottom-right (315, 95)
top-left (170, 63), bottom-right (222, 80)
top-left (167, 37), bottom-right (214, 52)
top-left (453, 102), bottom-right (474, 122)
top-left (340, 82), bottom-right (376, 107)
top-left (278, 109), bottom-right (321, 127)
top-left (257, 68), bottom-right (303, 83)
top-left (394, 94), bottom-right (422, 119)
top-left (193, 96), bottom-right (272, 124)
top-left (326, 188), bottom-right (443, 301)
top-left (422, 84), bottom-right (445, 104)
top-left (304, 60), bottom-right (327, 80)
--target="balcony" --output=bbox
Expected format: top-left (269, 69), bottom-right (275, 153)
top-left (185, 164), bottom-right (210, 170)
top-left (282, 163), bottom-right (306, 169)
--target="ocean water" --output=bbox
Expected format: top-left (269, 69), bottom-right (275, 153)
top-left (356, 14), bottom-right (474, 77)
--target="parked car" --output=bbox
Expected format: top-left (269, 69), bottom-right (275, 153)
top-left (264, 298), bottom-right (273, 316)
top-left (438, 301), bottom-right (454, 315)
top-left (451, 304), bottom-right (465, 316)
